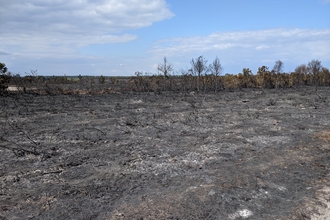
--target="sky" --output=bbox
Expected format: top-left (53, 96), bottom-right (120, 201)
top-left (1, 0), bottom-right (330, 76)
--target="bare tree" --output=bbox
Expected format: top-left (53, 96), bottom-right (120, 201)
top-left (272, 60), bottom-right (284, 89)
top-left (209, 57), bottom-right (223, 93)
top-left (294, 64), bottom-right (308, 86)
top-left (272, 60), bottom-right (284, 74)
top-left (295, 64), bottom-right (308, 75)
top-left (308, 59), bottom-right (322, 86)
top-left (307, 59), bottom-right (322, 75)
top-left (157, 57), bottom-right (174, 91)
top-left (191, 56), bottom-right (208, 92)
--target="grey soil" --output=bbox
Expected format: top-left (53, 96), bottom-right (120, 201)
top-left (0, 87), bottom-right (329, 219)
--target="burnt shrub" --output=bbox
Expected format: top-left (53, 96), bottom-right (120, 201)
top-left (0, 62), bottom-right (11, 95)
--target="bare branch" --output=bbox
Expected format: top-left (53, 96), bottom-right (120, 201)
top-left (272, 60), bottom-right (284, 74)
top-left (157, 57), bottom-right (173, 78)
top-left (209, 56), bottom-right (223, 77)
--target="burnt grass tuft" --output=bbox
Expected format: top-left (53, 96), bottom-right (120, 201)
top-left (0, 87), bottom-right (330, 219)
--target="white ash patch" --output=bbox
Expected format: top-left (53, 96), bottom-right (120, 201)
top-left (126, 151), bottom-right (216, 176)
top-left (208, 189), bottom-right (216, 196)
top-left (198, 144), bottom-right (222, 155)
top-left (251, 188), bottom-right (271, 199)
top-left (228, 209), bottom-right (253, 219)
top-left (130, 99), bottom-right (143, 104)
top-left (278, 186), bottom-right (287, 191)
top-left (246, 135), bottom-right (291, 145)
top-left (7, 86), bottom-right (20, 91)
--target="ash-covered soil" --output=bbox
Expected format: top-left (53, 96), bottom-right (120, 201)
top-left (0, 87), bottom-right (329, 220)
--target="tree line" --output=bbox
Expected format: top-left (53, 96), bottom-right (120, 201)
top-left (1, 57), bottom-right (329, 95)
top-left (132, 56), bottom-right (329, 93)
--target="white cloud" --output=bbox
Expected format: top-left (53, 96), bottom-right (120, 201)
top-left (0, 0), bottom-right (174, 57)
top-left (150, 28), bottom-right (330, 73)
top-left (2, 11), bottom-right (330, 76)
top-left (152, 28), bottom-right (330, 55)
top-left (0, 49), bottom-right (13, 56)
top-left (255, 45), bottom-right (270, 50)
top-left (2, 0), bottom-right (174, 34)
top-left (1, 33), bottom-right (138, 58)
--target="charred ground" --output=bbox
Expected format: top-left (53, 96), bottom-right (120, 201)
top-left (0, 87), bottom-right (330, 219)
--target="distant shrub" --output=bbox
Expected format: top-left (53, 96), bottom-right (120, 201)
top-left (99, 75), bottom-right (105, 84)
top-left (0, 62), bottom-right (11, 95)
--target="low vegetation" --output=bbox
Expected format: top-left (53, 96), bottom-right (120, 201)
top-left (1, 58), bottom-right (329, 95)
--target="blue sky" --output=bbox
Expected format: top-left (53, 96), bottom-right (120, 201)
top-left (1, 0), bottom-right (330, 76)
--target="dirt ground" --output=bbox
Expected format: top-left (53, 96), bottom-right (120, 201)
top-left (0, 87), bottom-right (329, 220)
